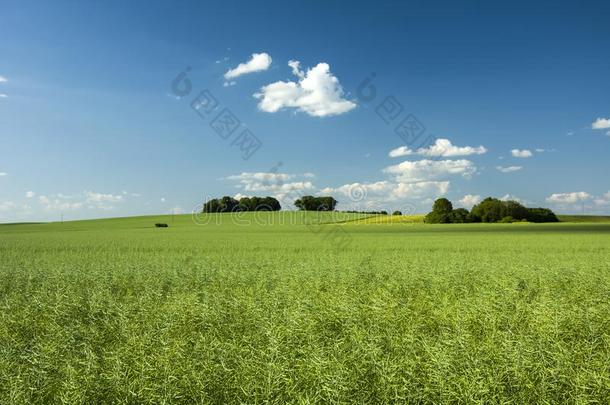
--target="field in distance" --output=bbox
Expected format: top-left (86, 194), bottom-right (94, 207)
top-left (1, 212), bottom-right (610, 403)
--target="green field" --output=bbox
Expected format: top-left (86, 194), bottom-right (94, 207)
top-left (1, 213), bottom-right (610, 403)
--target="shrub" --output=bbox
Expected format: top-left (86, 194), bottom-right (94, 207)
top-left (499, 216), bottom-right (515, 223)
top-left (154, 223), bottom-right (168, 228)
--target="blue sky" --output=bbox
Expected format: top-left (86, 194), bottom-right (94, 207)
top-left (1, 0), bottom-right (609, 222)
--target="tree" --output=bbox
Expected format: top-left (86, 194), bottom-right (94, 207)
top-left (425, 198), bottom-right (454, 223)
top-left (204, 196), bottom-right (281, 213)
top-left (470, 198), bottom-right (506, 223)
top-left (392, 210), bottom-right (402, 216)
top-left (449, 208), bottom-right (470, 223)
top-left (526, 208), bottom-right (558, 223)
top-left (432, 198), bottom-right (453, 214)
top-left (294, 196), bottom-right (337, 211)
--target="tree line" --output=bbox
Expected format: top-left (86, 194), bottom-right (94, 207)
top-left (203, 196), bottom-right (281, 212)
top-left (425, 197), bottom-right (559, 224)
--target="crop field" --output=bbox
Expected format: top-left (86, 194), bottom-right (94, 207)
top-left (1, 213), bottom-right (610, 403)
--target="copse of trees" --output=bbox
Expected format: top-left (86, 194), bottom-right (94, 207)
top-left (294, 196), bottom-right (337, 211)
top-left (425, 197), bottom-right (558, 224)
top-left (203, 196), bottom-right (281, 213)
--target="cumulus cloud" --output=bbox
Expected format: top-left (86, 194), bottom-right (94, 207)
top-left (511, 149), bottom-right (533, 158)
top-left (383, 159), bottom-right (476, 182)
top-left (546, 192), bottom-right (591, 204)
top-left (592, 117), bottom-right (610, 130)
top-left (0, 75), bottom-right (6, 83)
top-left (254, 60), bottom-right (356, 117)
top-left (25, 191), bottom-right (35, 198)
top-left (496, 166), bottom-right (522, 173)
top-left (416, 139), bottom-right (487, 157)
top-left (389, 139), bottom-right (487, 158)
top-left (320, 180), bottom-right (449, 211)
top-left (458, 194), bottom-right (481, 208)
top-left (227, 171), bottom-right (316, 205)
top-left (224, 52), bottom-right (272, 80)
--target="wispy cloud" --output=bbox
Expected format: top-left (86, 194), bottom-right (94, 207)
top-left (0, 75), bottom-right (7, 83)
top-left (496, 166), bottom-right (522, 173)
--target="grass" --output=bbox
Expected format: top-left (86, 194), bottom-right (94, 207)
top-left (1, 212), bottom-right (610, 403)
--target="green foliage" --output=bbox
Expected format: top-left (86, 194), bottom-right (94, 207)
top-left (392, 210), bottom-right (402, 216)
top-left (526, 208), bottom-right (559, 223)
top-left (427, 198), bottom-right (558, 224)
top-left (432, 198), bottom-right (453, 214)
top-left (449, 208), bottom-right (471, 223)
top-left (294, 196), bottom-right (337, 211)
top-left (0, 214), bottom-right (610, 402)
top-left (204, 196), bottom-right (281, 212)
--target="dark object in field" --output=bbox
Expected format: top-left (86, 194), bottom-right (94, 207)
top-left (155, 223), bottom-right (168, 228)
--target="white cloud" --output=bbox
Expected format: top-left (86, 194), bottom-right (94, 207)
top-left (0, 172), bottom-right (7, 176)
top-left (321, 180), bottom-right (449, 210)
top-left (161, 197), bottom-right (166, 203)
top-left (383, 159), bottom-right (476, 182)
top-left (592, 117), bottom-right (610, 130)
top-left (416, 139), bottom-right (487, 157)
top-left (0, 94), bottom-right (7, 98)
top-left (547, 192), bottom-right (591, 204)
top-left (511, 149), bottom-right (533, 158)
top-left (606, 131), bottom-right (610, 137)
top-left (496, 166), bottom-right (522, 173)
top-left (0, 76), bottom-right (6, 83)
top-left (36, 191), bottom-right (126, 212)
top-left (254, 61), bottom-right (356, 117)
top-left (224, 52), bottom-right (272, 80)
top-left (389, 139), bottom-right (487, 158)
top-left (388, 146), bottom-right (414, 158)
top-left (458, 194), bottom-right (481, 208)
top-left (38, 195), bottom-right (83, 211)
top-left (227, 171), bottom-right (316, 205)
top-left (25, 191), bottom-right (35, 198)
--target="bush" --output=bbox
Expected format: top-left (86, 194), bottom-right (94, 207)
top-left (392, 210), bottom-right (402, 216)
top-left (499, 216), bottom-right (515, 223)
